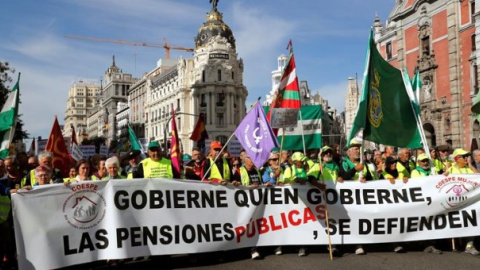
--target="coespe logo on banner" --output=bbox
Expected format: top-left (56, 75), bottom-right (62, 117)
top-left (436, 176), bottom-right (479, 210)
top-left (62, 183), bottom-right (106, 229)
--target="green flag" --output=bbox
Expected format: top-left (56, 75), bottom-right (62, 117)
top-left (0, 73), bottom-right (20, 159)
top-left (128, 125), bottom-right (142, 151)
top-left (347, 31), bottom-right (422, 148)
top-left (264, 105), bottom-right (322, 150)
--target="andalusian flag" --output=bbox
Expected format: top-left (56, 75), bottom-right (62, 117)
top-left (0, 73), bottom-right (20, 159)
top-left (267, 40), bottom-right (301, 122)
top-left (347, 30), bottom-right (422, 148)
top-left (128, 125), bottom-right (142, 151)
top-left (170, 108), bottom-right (181, 178)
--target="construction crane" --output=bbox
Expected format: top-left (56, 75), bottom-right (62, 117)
top-left (65, 35), bottom-right (194, 60)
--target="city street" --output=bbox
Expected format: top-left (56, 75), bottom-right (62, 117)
top-left (63, 244), bottom-right (480, 270)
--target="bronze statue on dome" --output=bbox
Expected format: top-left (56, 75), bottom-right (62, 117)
top-left (210, 0), bottom-right (219, 10)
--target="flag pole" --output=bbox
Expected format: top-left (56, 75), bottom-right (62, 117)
top-left (299, 109), bottom-right (307, 155)
top-left (317, 157), bottom-right (333, 261)
top-left (401, 70), bottom-right (435, 173)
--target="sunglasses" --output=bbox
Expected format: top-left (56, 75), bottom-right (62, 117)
top-left (419, 159), bottom-right (429, 163)
top-left (270, 158), bottom-right (279, 161)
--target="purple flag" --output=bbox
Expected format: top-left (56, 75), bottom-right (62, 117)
top-left (234, 102), bottom-right (279, 168)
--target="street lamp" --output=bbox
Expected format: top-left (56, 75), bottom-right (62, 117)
top-left (163, 110), bottom-right (200, 153)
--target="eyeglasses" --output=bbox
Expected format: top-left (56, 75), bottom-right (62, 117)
top-left (270, 158), bottom-right (279, 161)
top-left (213, 148), bottom-right (222, 152)
top-left (419, 159), bottom-right (429, 163)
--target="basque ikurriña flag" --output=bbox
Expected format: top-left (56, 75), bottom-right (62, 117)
top-left (234, 102), bottom-right (279, 168)
top-left (267, 40), bottom-right (301, 123)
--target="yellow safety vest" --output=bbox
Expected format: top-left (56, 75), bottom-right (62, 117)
top-left (320, 164), bottom-right (339, 181)
top-left (448, 165), bottom-right (475, 174)
top-left (239, 166), bottom-right (261, 186)
top-left (91, 175), bottom-right (108, 181)
top-left (141, 158), bottom-right (173, 178)
top-left (207, 158), bottom-right (230, 181)
top-left (396, 161), bottom-right (414, 178)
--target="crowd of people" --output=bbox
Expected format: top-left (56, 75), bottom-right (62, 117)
top-left (1, 139), bottom-right (480, 268)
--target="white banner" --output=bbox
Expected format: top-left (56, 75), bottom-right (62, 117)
top-left (13, 175), bottom-right (480, 270)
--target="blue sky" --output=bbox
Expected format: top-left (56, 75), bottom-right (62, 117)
top-left (1, 0), bottom-right (393, 139)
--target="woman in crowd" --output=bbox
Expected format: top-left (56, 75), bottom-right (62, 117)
top-left (75, 159), bottom-right (91, 181)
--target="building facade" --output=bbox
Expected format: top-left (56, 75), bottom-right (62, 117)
top-left (145, 4), bottom-right (248, 153)
top-left (344, 77), bottom-right (360, 138)
top-left (63, 80), bottom-right (100, 139)
top-left (101, 56), bottom-right (136, 145)
top-left (376, 0), bottom-right (479, 149)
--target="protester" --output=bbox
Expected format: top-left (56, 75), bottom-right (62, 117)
top-left (22, 151), bottom-right (63, 186)
top-left (122, 150), bottom-right (141, 179)
top-left (92, 156), bottom-right (108, 180)
top-left (396, 148), bottom-right (415, 178)
top-left (319, 146), bottom-right (342, 182)
top-left (106, 157), bottom-right (125, 180)
top-left (411, 154), bottom-right (433, 177)
top-left (184, 147), bottom-right (205, 180)
top-left (340, 140), bottom-right (372, 182)
top-left (75, 159), bottom-right (91, 181)
top-left (64, 165), bottom-right (77, 182)
top-left (202, 141), bottom-right (231, 184)
top-left (470, 149), bottom-right (480, 173)
top-left (33, 165), bottom-right (53, 186)
top-left (134, 141), bottom-right (173, 179)
top-left (280, 150), bottom-right (291, 171)
top-left (382, 156), bottom-right (408, 184)
top-left (229, 157), bottom-right (241, 183)
top-left (262, 152), bottom-right (282, 186)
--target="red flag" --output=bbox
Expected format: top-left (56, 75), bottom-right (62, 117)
top-left (190, 113), bottom-right (208, 142)
top-left (45, 117), bottom-right (70, 177)
top-left (267, 40), bottom-right (301, 122)
top-left (170, 108), bottom-right (181, 178)
top-left (27, 138), bottom-right (35, 156)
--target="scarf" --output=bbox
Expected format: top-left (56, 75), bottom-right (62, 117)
top-left (415, 166), bottom-right (431, 176)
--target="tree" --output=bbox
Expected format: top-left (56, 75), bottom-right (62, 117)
top-left (0, 61), bottom-right (14, 109)
top-left (0, 61), bottom-right (29, 141)
top-left (13, 115), bottom-right (29, 141)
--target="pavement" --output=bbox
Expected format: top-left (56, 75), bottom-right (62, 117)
top-left (61, 243), bottom-right (480, 270)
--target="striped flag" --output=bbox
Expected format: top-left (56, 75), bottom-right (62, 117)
top-left (267, 40), bottom-right (301, 122)
top-left (190, 113), bottom-right (208, 142)
top-left (170, 108), bottom-right (181, 178)
top-left (0, 73), bottom-right (20, 159)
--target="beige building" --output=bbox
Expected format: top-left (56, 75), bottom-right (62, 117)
top-left (145, 4), bottom-right (248, 153)
top-left (344, 77), bottom-right (360, 138)
top-left (63, 80), bottom-right (100, 139)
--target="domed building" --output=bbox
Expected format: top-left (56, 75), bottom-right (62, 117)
top-left (144, 2), bottom-right (248, 153)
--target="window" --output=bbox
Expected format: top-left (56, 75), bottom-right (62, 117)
top-left (472, 34), bottom-right (476, 52)
top-left (386, 42), bottom-right (392, 59)
top-left (177, 99), bottom-right (180, 111)
top-left (216, 113), bottom-right (224, 127)
top-left (202, 70), bottom-right (206, 82)
top-left (232, 71), bottom-right (234, 80)
top-left (471, 1), bottom-right (476, 23)
top-left (218, 69), bottom-right (222, 81)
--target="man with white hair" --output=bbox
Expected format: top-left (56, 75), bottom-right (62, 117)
top-left (470, 149), bottom-right (480, 173)
top-left (22, 151), bottom-right (63, 187)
